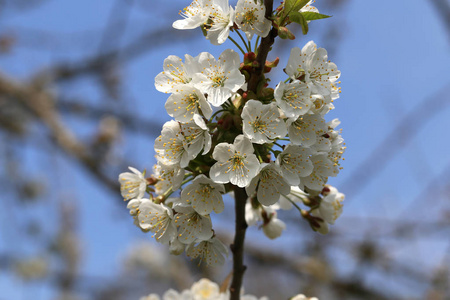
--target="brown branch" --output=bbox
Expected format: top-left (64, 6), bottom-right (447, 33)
top-left (248, 0), bottom-right (278, 92)
top-left (230, 186), bottom-right (249, 299)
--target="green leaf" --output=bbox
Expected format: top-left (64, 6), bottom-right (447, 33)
top-left (283, 0), bottom-right (310, 17)
top-left (301, 11), bottom-right (332, 21)
top-left (289, 11), bottom-right (309, 35)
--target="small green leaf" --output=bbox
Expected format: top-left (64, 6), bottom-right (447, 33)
top-left (289, 11), bottom-right (309, 35)
top-left (283, 0), bottom-right (310, 17)
top-left (301, 11), bottom-right (332, 21)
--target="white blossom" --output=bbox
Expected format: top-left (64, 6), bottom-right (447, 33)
top-left (241, 100), bottom-right (287, 144)
top-left (311, 209), bottom-right (329, 235)
top-left (155, 54), bottom-right (201, 93)
top-left (299, 154), bottom-right (337, 191)
top-left (181, 174), bottom-right (225, 215)
top-left (274, 80), bottom-right (312, 119)
top-left (155, 120), bottom-right (211, 168)
top-left (138, 202), bottom-right (177, 244)
top-left (262, 211), bottom-right (286, 239)
top-left (190, 278), bottom-right (221, 299)
top-left (246, 163), bottom-right (290, 206)
top-left (155, 120), bottom-right (192, 167)
top-left (235, 0), bottom-right (271, 40)
top-left (287, 114), bottom-right (327, 147)
top-left (245, 201), bottom-right (262, 226)
top-left (140, 294), bottom-right (161, 300)
top-left (285, 41), bottom-right (340, 96)
top-left (210, 135), bottom-right (260, 188)
top-left (165, 85), bottom-right (213, 123)
top-left (179, 120), bottom-right (212, 157)
top-left (127, 198), bottom-right (151, 229)
top-left (154, 162), bottom-right (185, 195)
top-left (174, 205), bottom-right (213, 244)
top-left (276, 144), bottom-right (313, 186)
top-left (319, 185), bottom-right (344, 225)
top-left (168, 236), bottom-right (186, 256)
top-left (118, 167), bottom-right (148, 200)
top-left (299, 0), bottom-right (319, 13)
top-left (173, 0), bottom-right (212, 30)
top-left (191, 49), bottom-right (245, 107)
top-left (292, 294), bottom-right (319, 300)
top-left (186, 237), bottom-right (228, 266)
top-left (206, 0), bottom-right (235, 45)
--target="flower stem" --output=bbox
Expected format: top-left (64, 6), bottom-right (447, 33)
top-left (235, 29), bottom-right (251, 52)
top-left (229, 186), bottom-right (248, 300)
top-left (228, 36), bottom-right (246, 55)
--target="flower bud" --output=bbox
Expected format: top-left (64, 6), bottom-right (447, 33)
top-left (278, 26), bottom-right (295, 40)
top-left (262, 218), bottom-right (286, 239)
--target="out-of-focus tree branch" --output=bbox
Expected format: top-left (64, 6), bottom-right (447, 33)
top-left (429, 0), bottom-right (450, 39)
top-left (0, 73), bottom-right (119, 193)
top-left (341, 83), bottom-right (450, 199)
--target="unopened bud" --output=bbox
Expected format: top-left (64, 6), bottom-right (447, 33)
top-left (278, 27), bottom-right (295, 40)
top-left (244, 52), bottom-right (256, 63)
top-left (321, 186), bottom-right (331, 196)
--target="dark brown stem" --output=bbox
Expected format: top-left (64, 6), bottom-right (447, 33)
top-left (229, 186), bottom-right (248, 300)
top-left (229, 2), bottom-right (276, 298)
top-left (248, 0), bottom-right (278, 92)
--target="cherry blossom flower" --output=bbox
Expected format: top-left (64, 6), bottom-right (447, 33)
top-left (186, 237), bottom-right (228, 266)
top-left (276, 144), bottom-right (313, 186)
top-left (172, 0), bottom-right (212, 30)
top-left (285, 41), bottom-right (340, 96)
top-left (299, 154), bottom-right (337, 191)
top-left (319, 185), bottom-right (344, 225)
top-left (299, 0), bottom-right (319, 13)
top-left (155, 121), bottom-right (193, 167)
top-left (139, 294), bottom-right (160, 300)
top-left (235, 0), bottom-right (271, 40)
top-left (153, 162), bottom-right (185, 195)
top-left (206, 0), bottom-right (235, 45)
top-left (138, 202), bottom-right (177, 244)
top-left (210, 135), bottom-right (260, 188)
top-left (274, 80), bottom-right (312, 119)
top-left (168, 236), bottom-right (185, 256)
top-left (164, 84), bottom-right (212, 123)
top-left (181, 174), bottom-right (225, 215)
top-left (155, 120), bottom-right (211, 168)
top-left (118, 167), bottom-right (148, 200)
top-left (241, 100), bottom-right (288, 144)
top-left (190, 278), bottom-right (222, 299)
top-left (286, 114), bottom-right (328, 147)
top-left (174, 205), bottom-right (214, 244)
top-left (292, 294), bottom-right (319, 300)
top-left (155, 54), bottom-right (201, 93)
top-left (246, 163), bottom-right (290, 206)
top-left (262, 211), bottom-right (286, 239)
top-left (191, 49), bottom-right (245, 106)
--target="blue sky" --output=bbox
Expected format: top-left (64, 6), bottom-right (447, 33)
top-left (1, 0), bottom-right (449, 299)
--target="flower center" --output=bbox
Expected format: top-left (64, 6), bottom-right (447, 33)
top-left (212, 75), bottom-right (225, 87)
top-left (251, 117), bottom-right (267, 133)
top-left (241, 9), bottom-right (258, 26)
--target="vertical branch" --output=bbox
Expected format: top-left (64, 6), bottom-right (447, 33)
top-left (248, 0), bottom-right (277, 92)
top-left (230, 1), bottom-right (275, 298)
top-left (230, 186), bottom-right (249, 300)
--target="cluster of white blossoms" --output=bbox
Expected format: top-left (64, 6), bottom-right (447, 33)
top-left (119, 0), bottom-right (345, 268)
top-left (139, 278), bottom-right (317, 300)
